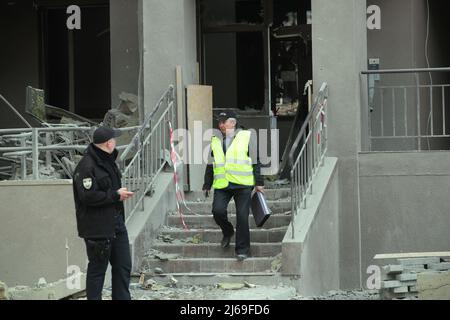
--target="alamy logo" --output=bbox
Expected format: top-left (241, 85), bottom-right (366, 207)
top-left (367, 5), bottom-right (381, 30)
top-left (66, 265), bottom-right (82, 290)
top-left (366, 265), bottom-right (381, 290)
top-left (67, 5), bottom-right (81, 30)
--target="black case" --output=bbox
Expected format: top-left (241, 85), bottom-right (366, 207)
top-left (251, 191), bottom-right (272, 228)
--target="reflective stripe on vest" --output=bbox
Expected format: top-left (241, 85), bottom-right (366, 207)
top-left (210, 130), bottom-right (255, 189)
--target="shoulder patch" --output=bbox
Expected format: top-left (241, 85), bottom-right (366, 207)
top-left (83, 178), bottom-right (93, 190)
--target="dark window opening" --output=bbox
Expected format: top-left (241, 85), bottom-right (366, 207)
top-left (199, 0), bottom-right (312, 118)
top-left (201, 0), bottom-right (263, 27)
top-left (40, 3), bottom-right (111, 121)
top-left (204, 32), bottom-right (264, 111)
top-left (236, 32), bottom-right (265, 111)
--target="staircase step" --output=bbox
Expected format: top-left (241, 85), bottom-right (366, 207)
top-left (160, 228), bottom-right (287, 243)
top-left (131, 272), bottom-right (292, 287)
top-left (152, 243), bottom-right (282, 258)
top-left (168, 214), bottom-right (291, 229)
top-left (179, 200), bottom-right (291, 215)
top-left (141, 257), bottom-right (275, 273)
top-left (184, 188), bottom-right (291, 202)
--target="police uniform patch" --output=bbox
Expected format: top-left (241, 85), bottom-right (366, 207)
top-left (83, 178), bottom-right (93, 190)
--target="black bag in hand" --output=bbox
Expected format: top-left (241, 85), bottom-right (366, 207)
top-left (251, 191), bottom-right (271, 228)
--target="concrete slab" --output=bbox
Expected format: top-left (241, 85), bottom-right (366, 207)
top-left (417, 271), bottom-right (450, 300)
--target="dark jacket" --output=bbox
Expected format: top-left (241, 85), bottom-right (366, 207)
top-left (203, 129), bottom-right (264, 190)
top-left (72, 144), bottom-right (124, 239)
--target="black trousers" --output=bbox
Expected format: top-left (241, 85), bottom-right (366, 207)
top-left (212, 187), bottom-right (253, 255)
top-left (84, 215), bottom-right (131, 300)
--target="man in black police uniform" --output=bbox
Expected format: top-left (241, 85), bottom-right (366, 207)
top-left (73, 126), bottom-right (134, 300)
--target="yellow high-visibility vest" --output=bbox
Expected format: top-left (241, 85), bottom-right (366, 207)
top-left (211, 130), bottom-right (255, 189)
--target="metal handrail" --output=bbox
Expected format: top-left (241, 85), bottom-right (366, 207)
top-left (289, 82), bottom-right (328, 239)
top-left (0, 85), bottom-right (176, 221)
top-left (361, 67), bottom-right (450, 151)
top-left (119, 85), bottom-right (175, 162)
top-left (361, 67), bottom-right (450, 74)
top-left (120, 86), bottom-right (176, 222)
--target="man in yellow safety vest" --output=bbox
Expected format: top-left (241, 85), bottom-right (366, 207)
top-left (203, 110), bottom-right (265, 261)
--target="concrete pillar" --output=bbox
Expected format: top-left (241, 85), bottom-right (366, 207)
top-left (138, 0), bottom-right (201, 190)
top-left (312, 0), bottom-right (368, 289)
top-left (140, 0), bottom-right (198, 115)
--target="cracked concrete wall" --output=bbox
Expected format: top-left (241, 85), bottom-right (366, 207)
top-left (0, 180), bottom-right (86, 287)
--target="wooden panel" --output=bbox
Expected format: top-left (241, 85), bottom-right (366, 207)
top-left (186, 85), bottom-right (213, 191)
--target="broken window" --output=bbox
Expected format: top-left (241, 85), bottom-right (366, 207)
top-left (271, 0), bottom-right (312, 117)
top-left (199, 0), bottom-right (312, 116)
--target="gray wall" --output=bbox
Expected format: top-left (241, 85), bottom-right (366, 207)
top-left (359, 151), bottom-right (450, 286)
top-left (0, 0), bottom-right (41, 129)
top-left (110, 0), bottom-right (140, 108)
top-left (0, 180), bottom-right (86, 287)
top-left (298, 158), bottom-right (340, 296)
top-left (141, 0), bottom-right (198, 116)
top-left (312, 0), bottom-right (367, 289)
top-left (127, 169), bottom-right (180, 271)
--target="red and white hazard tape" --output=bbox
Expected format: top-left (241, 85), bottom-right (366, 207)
top-left (168, 121), bottom-right (190, 230)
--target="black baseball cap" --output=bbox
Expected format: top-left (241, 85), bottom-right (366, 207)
top-left (217, 110), bottom-right (237, 122)
top-left (93, 126), bottom-right (122, 144)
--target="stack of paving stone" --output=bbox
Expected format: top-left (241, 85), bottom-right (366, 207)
top-left (380, 257), bottom-right (450, 299)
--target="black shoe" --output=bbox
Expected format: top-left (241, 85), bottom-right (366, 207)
top-left (236, 254), bottom-right (248, 261)
top-left (221, 232), bottom-right (234, 248)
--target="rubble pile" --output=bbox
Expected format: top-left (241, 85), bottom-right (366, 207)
top-left (0, 88), bottom-right (142, 181)
top-left (380, 257), bottom-right (450, 300)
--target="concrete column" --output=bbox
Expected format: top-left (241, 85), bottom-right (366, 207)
top-left (140, 0), bottom-right (198, 115)
top-left (312, 0), bottom-right (367, 289)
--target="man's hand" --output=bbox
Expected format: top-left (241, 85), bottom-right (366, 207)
top-left (118, 188), bottom-right (134, 201)
top-left (203, 189), bottom-right (210, 198)
top-left (255, 186), bottom-right (265, 194)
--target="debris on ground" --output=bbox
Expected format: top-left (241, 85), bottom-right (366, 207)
top-left (168, 276), bottom-right (178, 288)
top-left (154, 267), bottom-right (164, 275)
top-left (157, 234), bottom-right (174, 243)
top-left (154, 252), bottom-right (180, 261)
top-left (36, 277), bottom-right (47, 288)
top-left (294, 289), bottom-right (379, 300)
top-left (0, 281), bottom-right (9, 300)
top-left (271, 253), bottom-right (282, 272)
top-left (143, 279), bottom-right (157, 290)
top-left (244, 281), bottom-right (257, 288)
top-left (190, 234), bottom-right (203, 244)
top-left (377, 255), bottom-right (450, 300)
top-left (138, 273), bottom-right (145, 286)
top-left (217, 283), bottom-right (246, 290)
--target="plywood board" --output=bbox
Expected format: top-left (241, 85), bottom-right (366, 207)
top-left (186, 85), bottom-right (213, 191)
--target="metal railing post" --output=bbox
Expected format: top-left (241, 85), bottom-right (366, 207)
top-left (32, 128), bottom-right (39, 180)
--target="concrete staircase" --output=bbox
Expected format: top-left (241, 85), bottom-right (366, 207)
top-left (139, 188), bottom-right (292, 286)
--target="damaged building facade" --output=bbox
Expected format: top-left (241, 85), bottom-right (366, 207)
top-left (1, 0), bottom-right (450, 300)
